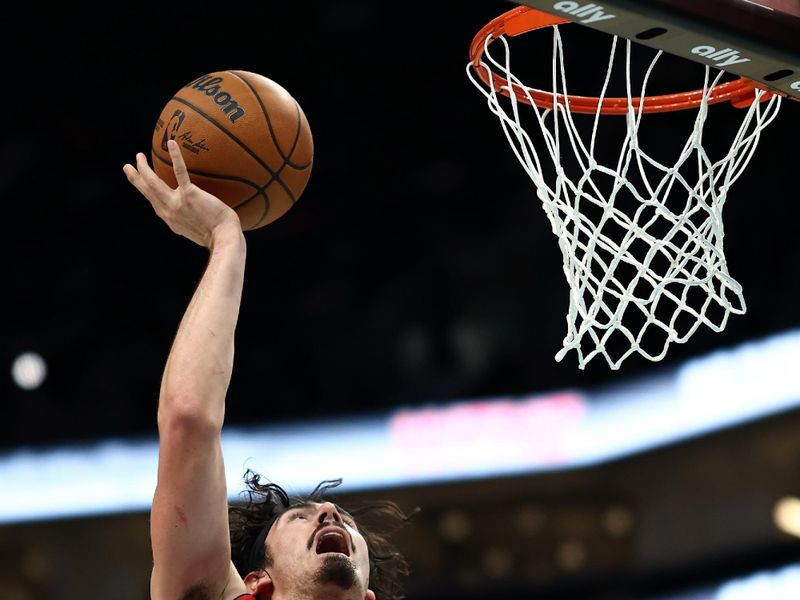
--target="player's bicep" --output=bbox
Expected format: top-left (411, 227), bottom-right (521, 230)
top-left (150, 416), bottom-right (235, 600)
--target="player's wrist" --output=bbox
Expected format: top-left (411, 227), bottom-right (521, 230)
top-left (209, 217), bottom-right (246, 252)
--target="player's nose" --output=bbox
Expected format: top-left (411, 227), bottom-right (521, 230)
top-left (316, 501), bottom-right (343, 525)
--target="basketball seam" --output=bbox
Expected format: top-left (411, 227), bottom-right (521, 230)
top-left (235, 179), bottom-right (279, 229)
top-left (202, 72), bottom-right (308, 228)
top-left (222, 69), bottom-right (295, 225)
top-left (227, 70), bottom-right (312, 170)
top-left (251, 191), bottom-right (271, 229)
top-left (223, 71), bottom-right (302, 225)
top-left (227, 70), bottom-right (289, 162)
top-left (232, 188), bottom-right (270, 231)
top-left (170, 95), bottom-right (297, 204)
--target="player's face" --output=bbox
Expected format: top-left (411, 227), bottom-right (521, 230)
top-left (263, 501), bottom-right (374, 599)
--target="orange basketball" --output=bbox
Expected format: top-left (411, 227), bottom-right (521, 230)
top-left (151, 70), bottom-right (313, 230)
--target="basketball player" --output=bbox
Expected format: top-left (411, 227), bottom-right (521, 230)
top-left (123, 140), bottom-right (410, 600)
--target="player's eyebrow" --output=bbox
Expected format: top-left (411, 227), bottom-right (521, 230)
top-left (286, 501), bottom-right (356, 523)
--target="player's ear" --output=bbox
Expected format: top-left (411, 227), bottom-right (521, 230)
top-left (244, 569), bottom-right (274, 597)
top-left (364, 589), bottom-right (376, 600)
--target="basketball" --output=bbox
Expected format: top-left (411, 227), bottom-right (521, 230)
top-left (151, 70), bottom-right (313, 230)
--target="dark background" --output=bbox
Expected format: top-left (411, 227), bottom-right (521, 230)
top-left (1, 2), bottom-right (799, 599)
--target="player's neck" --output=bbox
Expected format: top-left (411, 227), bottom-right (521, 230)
top-left (273, 587), bottom-right (364, 600)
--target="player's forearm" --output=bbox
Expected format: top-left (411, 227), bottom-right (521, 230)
top-left (157, 222), bottom-right (246, 430)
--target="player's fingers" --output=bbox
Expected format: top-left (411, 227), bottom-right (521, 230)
top-left (167, 139), bottom-right (192, 188)
top-left (124, 161), bottom-right (169, 216)
top-left (123, 163), bottom-right (137, 180)
top-left (135, 152), bottom-right (173, 199)
top-left (123, 163), bottom-right (148, 196)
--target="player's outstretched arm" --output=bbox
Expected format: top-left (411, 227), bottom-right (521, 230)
top-left (124, 140), bottom-right (248, 600)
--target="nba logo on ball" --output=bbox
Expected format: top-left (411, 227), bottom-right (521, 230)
top-left (160, 110), bottom-right (186, 152)
top-left (151, 70), bottom-right (314, 231)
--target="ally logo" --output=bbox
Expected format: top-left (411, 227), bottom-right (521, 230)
top-left (691, 45), bottom-right (751, 68)
top-left (551, 1), bottom-right (616, 24)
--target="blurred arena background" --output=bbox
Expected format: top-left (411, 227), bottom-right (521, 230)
top-left (1, 1), bottom-right (800, 598)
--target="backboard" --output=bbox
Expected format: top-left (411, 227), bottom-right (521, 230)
top-left (513, 0), bottom-right (800, 99)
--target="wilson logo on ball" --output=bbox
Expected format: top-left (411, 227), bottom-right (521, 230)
top-left (184, 75), bottom-right (246, 123)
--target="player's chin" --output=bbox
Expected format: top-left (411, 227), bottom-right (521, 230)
top-left (313, 553), bottom-right (359, 590)
top-left (316, 552), bottom-right (352, 569)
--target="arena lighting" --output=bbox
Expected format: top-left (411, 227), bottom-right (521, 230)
top-left (1, 329), bottom-right (800, 523)
top-left (773, 496), bottom-right (800, 538)
top-left (714, 563), bottom-right (800, 599)
top-left (11, 352), bottom-right (47, 391)
top-left (650, 562), bottom-right (800, 599)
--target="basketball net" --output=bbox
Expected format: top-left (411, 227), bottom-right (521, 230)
top-left (467, 10), bottom-right (783, 370)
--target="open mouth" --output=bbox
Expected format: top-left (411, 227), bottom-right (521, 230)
top-left (315, 527), bottom-right (351, 556)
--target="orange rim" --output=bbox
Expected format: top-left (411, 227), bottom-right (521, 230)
top-left (469, 6), bottom-right (772, 114)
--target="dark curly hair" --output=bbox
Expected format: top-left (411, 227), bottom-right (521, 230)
top-left (229, 470), bottom-right (417, 600)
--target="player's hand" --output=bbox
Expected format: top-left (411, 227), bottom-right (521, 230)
top-left (123, 140), bottom-right (241, 248)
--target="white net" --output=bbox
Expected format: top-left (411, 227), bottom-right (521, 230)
top-left (467, 26), bottom-right (783, 369)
